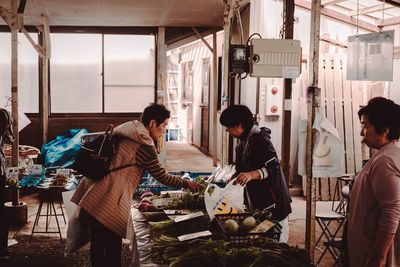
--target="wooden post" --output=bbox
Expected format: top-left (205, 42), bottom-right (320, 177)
top-left (10, 0), bottom-right (19, 206)
top-left (305, 0), bottom-right (322, 260)
top-left (39, 30), bottom-right (49, 144)
top-left (222, 0), bottom-right (234, 166)
top-left (212, 31), bottom-right (218, 166)
top-left (281, 0), bottom-right (295, 185)
top-left (10, 0), bottom-right (19, 167)
top-left (157, 27), bottom-right (167, 105)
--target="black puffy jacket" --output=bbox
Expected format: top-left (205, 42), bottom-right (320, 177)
top-left (235, 125), bottom-right (292, 221)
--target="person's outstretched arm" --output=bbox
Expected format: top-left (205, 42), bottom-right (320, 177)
top-left (136, 144), bottom-right (201, 192)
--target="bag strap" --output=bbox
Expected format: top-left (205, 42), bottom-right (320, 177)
top-left (98, 124), bottom-right (114, 156)
top-left (108, 135), bottom-right (136, 174)
top-left (108, 163), bottom-right (136, 174)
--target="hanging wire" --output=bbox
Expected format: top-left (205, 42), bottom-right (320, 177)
top-left (279, 10), bottom-right (286, 39)
top-left (246, 33), bottom-right (262, 45)
top-left (380, 0), bottom-right (385, 32)
top-left (356, 0), bottom-right (359, 36)
top-left (236, 8), bottom-right (244, 45)
top-left (4, 96), bottom-right (12, 108)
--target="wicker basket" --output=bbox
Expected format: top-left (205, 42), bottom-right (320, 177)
top-left (215, 213), bottom-right (280, 247)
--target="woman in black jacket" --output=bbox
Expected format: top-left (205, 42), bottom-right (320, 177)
top-left (0, 108), bottom-right (13, 261)
top-left (220, 105), bottom-right (292, 242)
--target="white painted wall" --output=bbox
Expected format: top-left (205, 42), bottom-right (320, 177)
top-left (386, 24), bottom-right (400, 104)
top-left (168, 32), bottom-right (224, 160)
top-left (168, 0), bottom-right (400, 168)
top-left (247, 0), bottom-right (398, 163)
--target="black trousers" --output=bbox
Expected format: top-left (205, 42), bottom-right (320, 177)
top-left (0, 175), bottom-right (8, 255)
top-left (90, 216), bottom-right (122, 267)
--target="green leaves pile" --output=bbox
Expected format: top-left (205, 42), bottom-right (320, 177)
top-left (151, 235), bottom-right (314, 267)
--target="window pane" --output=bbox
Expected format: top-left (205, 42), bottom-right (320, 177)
top-left (182, 61), bottom-right (193, 102)
top-left (50, 33), bottom-right (102, 113)
top-left (104, 35), bottom-right (155, 112)
top-left (0, 32), bottom-right (39, 113)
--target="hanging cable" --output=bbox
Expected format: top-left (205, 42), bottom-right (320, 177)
top-left (380, 0), bottom-right (385, 32)
top-left (236, 8), bottom-right (244, 45)
top-left (237, 73), bottom-right (248, 80)
top-left (280, 10), bottom-right (286, 39)
top-left (246, 33), bottom-right (262, 45)
top-left (356, 0), bottom-right (359, 37)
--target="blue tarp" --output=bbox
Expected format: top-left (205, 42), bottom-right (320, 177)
top-left (41, 129), bottom-right (88, 168)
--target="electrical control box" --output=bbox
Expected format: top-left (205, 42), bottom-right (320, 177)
top-left (250, 39), bottom-right (301, 78)
top-left (229, 44), bottom-right (249, 74)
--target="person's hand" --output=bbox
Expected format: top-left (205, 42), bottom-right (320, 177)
top-left (234, 171), bottom-right (260, 186)
top-left (186, 180), bottom-right (204, 192)
top-left (226, 175), bottom-right (236, 184)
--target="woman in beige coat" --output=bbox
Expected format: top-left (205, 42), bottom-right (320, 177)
top-left (71, 104), bottom-right (201, 267)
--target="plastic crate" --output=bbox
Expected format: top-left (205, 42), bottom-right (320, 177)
top-left (135, 171), bottom-right (212, 195)
top-left (215, 213), bottom-right (280, 247)
top-left (136, 184), bottom-right (180, 195)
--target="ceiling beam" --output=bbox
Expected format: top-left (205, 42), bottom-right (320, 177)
top-left (349, 3), bottom-right (394, 17)
top-left (321, 0), bottom-right (347, 7)
top-left (191, 27), bottom-right (213, 53)
top-left (295, 0), bottom-right (380, 32)
top-left (376, 0), bottom-right (400, 8)
top-left (377, 15), bottom-right (400, 26)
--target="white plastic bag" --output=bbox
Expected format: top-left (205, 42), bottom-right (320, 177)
top-left (63, 195), bottom-right (90, 257)
top-left (204, 180), bottom-right (244, 220)
top-left (4, 97), bottom-right (31, 132)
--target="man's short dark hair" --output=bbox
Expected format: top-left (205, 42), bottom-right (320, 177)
top-left (358, 97), bottom-right (400, 140)
top-left (219, 105), bottom-right (254, 131)
top-left (141, 103), bottom-right (171, 127)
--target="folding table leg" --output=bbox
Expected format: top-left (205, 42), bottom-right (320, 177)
top-left (51, 200), bottom-right (63, 242)
top-left (30, 200), bottom-right (43, 242)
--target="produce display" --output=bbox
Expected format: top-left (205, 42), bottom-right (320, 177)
top-left (134, 174), bottom-right (313, 266)
top-left (151, 236), bottom-right (314, 267)
top-left (148, 216), bottom-right (209, 238)
top-left (138, 191), bottom-right (160, 212)
top-left (50, 174), bottom-right (68, 187)
top-left (166, 191), bottom-right (205, 210)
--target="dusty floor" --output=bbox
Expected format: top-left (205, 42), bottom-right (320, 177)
top-left (3, 141), bottom-right (341, 266)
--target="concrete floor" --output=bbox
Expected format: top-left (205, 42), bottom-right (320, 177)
top-left (7, 141), bottom-right (340, 266)
top-left (164, 141), bottom-right (216, 172)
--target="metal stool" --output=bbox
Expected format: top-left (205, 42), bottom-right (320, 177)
top-left (315, 209), bottom-right (345, 266)
top-left (335, 185), bottom-right (350, 216)
top-left (30, 188), bottom-right (66, 242)
top-left (332, 175), bottom-right (354, 215)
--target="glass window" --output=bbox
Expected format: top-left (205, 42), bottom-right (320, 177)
top-left (50, 33), bottom-right (102, 113)
top-left (0, 32), bottom-right (39, 113)
top-left (182, 61), bottom-right (193, 102)
top-left (104, 35), bottom-right (155, 112)
top-left (202, 58), bottom-right (210, 105)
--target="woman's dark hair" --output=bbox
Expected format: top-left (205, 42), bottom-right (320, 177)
top-left (358, 97), bottom-right (400, 140)
top-left (219, 105), bottom-right (254, 131)
top-left (0, 109), bottom-right (11, 134)
top-left (0, 108), bottom-right (14, 143)
top-left (141, 103), bottom-right (170, 127)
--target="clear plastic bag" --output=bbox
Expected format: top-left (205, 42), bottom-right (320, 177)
top-left (206, 164), bottom-right (236, 183)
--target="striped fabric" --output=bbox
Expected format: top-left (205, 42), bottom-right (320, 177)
top-left (71, 120), bottom-right (187, 237)
top-left (257, 167), bottom-right (269, 179)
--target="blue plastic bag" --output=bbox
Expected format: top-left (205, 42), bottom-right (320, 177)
top-left (41, 129), bottom-right (88, 168)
